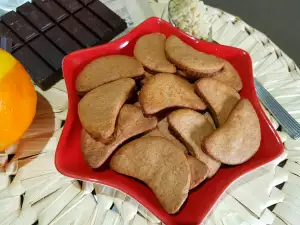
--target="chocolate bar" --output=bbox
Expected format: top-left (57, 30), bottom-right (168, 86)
top-left (0, 0), bottom-right (127, 90)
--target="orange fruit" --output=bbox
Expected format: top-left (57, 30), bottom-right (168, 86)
top-left (0, 49), bottom-right (37, 151)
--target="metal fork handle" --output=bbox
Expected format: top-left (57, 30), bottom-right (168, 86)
top-left (255, 78), bottom-right (300, 139)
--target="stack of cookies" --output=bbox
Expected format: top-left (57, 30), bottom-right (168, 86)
top-left (75, 33), bottom-right (261, 214)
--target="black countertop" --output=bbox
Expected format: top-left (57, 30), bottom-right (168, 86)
top-left (207, 0), bottom-right (300, 67)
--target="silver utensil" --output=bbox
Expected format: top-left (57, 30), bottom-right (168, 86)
top-left (168, 0), bottom-right (175, 27)
top-left (0, 37), bottom-right (12, 52)
top-left (254, 79), bottom-right (300, 139)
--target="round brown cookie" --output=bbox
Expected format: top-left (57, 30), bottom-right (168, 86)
top-left (203, 99), bottom-right (261, 165)
top-left (195, 78), bottom-right (240, 127)
top-left (76, 55), bottom-right (144, 94)
top-left (145, 128), bottom-right (208, 188)
top-left (78, 78), bottom-right (135, 143)
top-left (168, 109), bottom-right (220, 178)
top-left (139, 73), bottom-right (206, 115)
top-left (134, 33), bottom-right (176, 74)
top-left (186, 155), bottom-right (209, 190)
top-left (110, 136), bottom-right (190, 214)
top-left (81, 104), bottom-right (157, 168)
top-left (165, 36), bottom-right (224, 78)
top-left (213, 59), bottom-right (243, 92)
top-left (81, 129), bottom-right (107, 168)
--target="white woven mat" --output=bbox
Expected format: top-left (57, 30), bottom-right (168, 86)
top-left (1, 1), bottom-right (300, 224)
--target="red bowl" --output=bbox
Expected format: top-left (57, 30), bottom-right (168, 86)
top-left (56, 17), bottom-right (284, 225)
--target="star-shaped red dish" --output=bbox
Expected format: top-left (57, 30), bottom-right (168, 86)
top-left (56, 17), bottom-right (284, 225)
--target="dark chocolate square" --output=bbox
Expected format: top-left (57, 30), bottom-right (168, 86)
top-left (45, 26), bottom-right (81, 54)
top-left (0, 23), bottom-right (23, 51)
top-left (55, 0), bottom-right (83, 13)
top-left (74, 8), bottom-right (113, 41)
top-left (1, 11), bottom-right (39, 42)
top-left (17, 2), bottom-right (54, 32)
top-left (60, 17), bottom-right (99, 47)
top-left (13, 46), bottom-right (58, 90)
top-left (88, 1), bottom-right (127, 33)
top-left (78, 0), bottom-right (94, 6)
top-left (33, 0), bottom-right (68, 22)
top-left (29, 35), bottom-right (65, 70)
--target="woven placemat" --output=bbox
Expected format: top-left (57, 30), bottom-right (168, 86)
top-left (1, 1), bottom-right (300, 224)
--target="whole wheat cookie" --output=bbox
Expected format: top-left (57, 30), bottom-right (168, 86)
top-left (157, 118), bottom-right (188, 154)
top-left (144, 126), bottom-right (207, 189)
top-left (143, 126), bottom-right (207, 189)
top-left (165, 36), bottom-right (224, 78)
top-left (195, 78), bottom-right (240, 127)
top-left (81, 104), bottom-right (157, 168)
top-left (139, 73), bottom-right (206, 115)
top-left (203, 99), bottom-right (261, 165)
top-left (76, 55), bottom-right (144, 94)
top-left (78, 78), bottom-right (135, 143)
top-left (110, 136), bottom-right (190, 214)
top-left (134, 33), bottom-right (176, 74)
top-left (213, 59), bottom-right (243, 92)
top-left (168, 109), bottom-right (220, 178)
top-left (187, 155), bottom-right (209, 189)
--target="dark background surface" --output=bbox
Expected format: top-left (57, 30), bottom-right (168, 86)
top-left (206, 0), bottom-right (300, 67)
